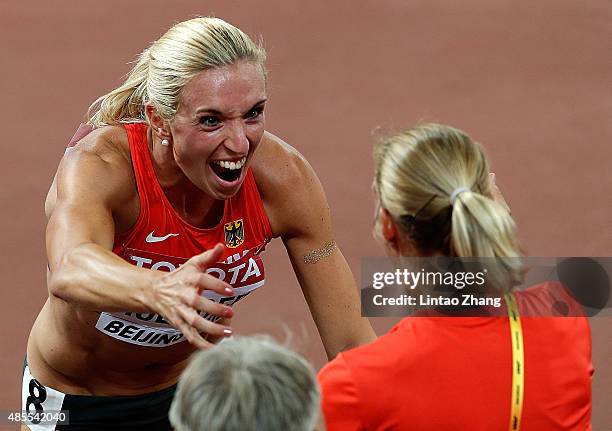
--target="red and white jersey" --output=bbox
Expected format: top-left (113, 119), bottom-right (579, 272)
top-left (67, 123), bottom-right (272, 347)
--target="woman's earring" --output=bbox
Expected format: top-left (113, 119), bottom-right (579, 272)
top-left (161, 139), bottom-right (170, 147)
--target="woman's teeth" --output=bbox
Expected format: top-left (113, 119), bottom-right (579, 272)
top-left (214, 157), bottom-right (246, 170)
top-left (211, 156), bottom-right (247, 183)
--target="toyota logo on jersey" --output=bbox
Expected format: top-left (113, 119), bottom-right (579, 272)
top-left (94, 245), bottom-right (265, 347)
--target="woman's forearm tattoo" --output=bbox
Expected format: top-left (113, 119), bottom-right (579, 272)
top-left (303, 241), bottom-right (337, 264)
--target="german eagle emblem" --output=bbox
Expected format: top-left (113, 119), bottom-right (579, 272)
top-left (224, 219), bottom-right (244, 248)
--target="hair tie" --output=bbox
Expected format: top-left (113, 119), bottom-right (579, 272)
top-left (450, 187), bottom-right (470, 205)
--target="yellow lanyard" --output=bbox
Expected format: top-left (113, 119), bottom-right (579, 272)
top-left (504, 292), bottom-right (524, 431)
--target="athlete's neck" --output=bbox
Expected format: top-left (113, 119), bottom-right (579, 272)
top-left (165, 182), bottom-right (225, 228)
top-left (148, 127), bottom-right (183, 187)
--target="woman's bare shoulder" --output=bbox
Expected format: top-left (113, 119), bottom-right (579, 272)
top-left (250, 131), bottom-right (325, 238)
top-left (250, 131), bottom-right (311, 196)
top-left (45, 125), bottom-right (135, 218)
top-left (73, 125), bottom-right (131, 163)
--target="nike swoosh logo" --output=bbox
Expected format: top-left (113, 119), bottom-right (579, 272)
top-left (146, 231), bottom-right (179, 243)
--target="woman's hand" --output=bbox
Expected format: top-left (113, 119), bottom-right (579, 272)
top-left (149, 243), bottom-right (235, 348)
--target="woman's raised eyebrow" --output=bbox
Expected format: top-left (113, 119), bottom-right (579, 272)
top-left (244, 99), bottom-right (268, 112)
top-left (195, 99), bottom-right (267, 117)
top-left (195, 107), bottom-right (224, 116)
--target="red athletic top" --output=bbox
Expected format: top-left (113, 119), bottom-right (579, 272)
top-left (319, 282), bottom-right (593, 430)
top-left (67, 123), bottom-right (272, 347)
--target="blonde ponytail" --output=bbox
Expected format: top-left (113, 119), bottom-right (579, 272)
top-left (451, 191), bottom-right (522, 292)
top-left (374, 123), bottom-right (523, 292)
top-left (87, 49), bottom-right (150, 126)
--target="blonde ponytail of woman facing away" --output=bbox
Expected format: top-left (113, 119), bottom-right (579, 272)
top-left (87, 17), bottom-right (266, 126)
top-left (374, 123), bottom-right (522, 293)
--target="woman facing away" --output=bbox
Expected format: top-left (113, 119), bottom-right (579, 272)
top-left (23, 17), bottom-right (374, 430)
top-left (318, 123), bottom-right (593, 430)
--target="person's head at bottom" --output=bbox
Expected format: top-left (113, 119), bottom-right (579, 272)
top-left (169, 335), bottom-right (320, 431)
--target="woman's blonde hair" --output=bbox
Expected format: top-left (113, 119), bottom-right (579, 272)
top-left (374, 123), bottom-right (522, 292)
top-left (87, 17), bottom-right (266, 126)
